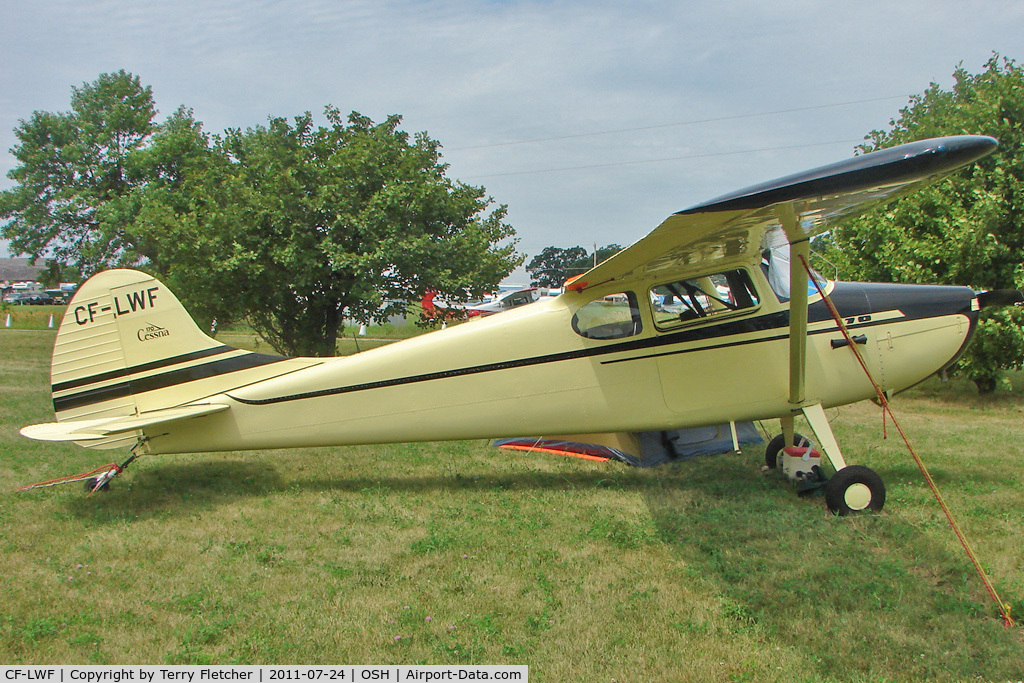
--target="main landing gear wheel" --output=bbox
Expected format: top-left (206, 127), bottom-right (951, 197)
top-left (824, 465), bottom-right (886, 515)
top-left (764, 432), bottom-right (807, 469)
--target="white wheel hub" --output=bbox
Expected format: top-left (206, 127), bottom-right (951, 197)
top-left (844, 482), bottom-right (872, 510)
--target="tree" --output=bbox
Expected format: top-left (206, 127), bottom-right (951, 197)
top-left (2, 72), bottom-right (521, 356)
top-left (820, 54), bottom-right (1024, 392)
top-left (0, 71), bottom-right (161, 277)
top-left (134, 108), bottom-right (521, 357)
top-left (526, 246), bottom-right (587, 287)
top-left (526, 244), bottom-right (622, 287)
top-left (125, 106), bottom-right (247, 332)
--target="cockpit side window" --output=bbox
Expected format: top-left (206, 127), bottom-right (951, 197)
top-left (650, 269), bottom-right (759, 329)
top-left (572, 291), bottom-right (643, 340)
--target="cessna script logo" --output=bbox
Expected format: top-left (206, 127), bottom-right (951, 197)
top-left (137, 322), bottom-right (170, 342)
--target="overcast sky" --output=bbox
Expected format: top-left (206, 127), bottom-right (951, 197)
top-left (2, 0), bottom-right (1022, 281)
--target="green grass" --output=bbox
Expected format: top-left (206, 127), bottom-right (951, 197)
top-left (0, 304), bottom-right (65, 330)
top-left (1, 329), bottom-right (1022, 680)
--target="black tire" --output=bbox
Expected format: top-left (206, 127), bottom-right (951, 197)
top-left (764, 432), bottom-right (807, 469)
top-left (83, 477), bottom-right (111, 493)
top-left (824, 465), bottom-right (885, 515)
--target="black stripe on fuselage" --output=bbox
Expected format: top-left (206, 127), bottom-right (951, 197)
top-left (52, 345), bottom-right (236, 394)
top-left (229, 283), bottom-right (976, 407)
top-left (53, 350), bottom-right (289, 413)
top-left (55, 282), bottom-right (975, 412)
top-left (224, 312), bottom-right (861, 406)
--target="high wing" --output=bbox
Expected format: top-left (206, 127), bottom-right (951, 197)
top-left (569, 136), bottom-right (997, 292)
top-left (546, 135), bottom-right (998, 468)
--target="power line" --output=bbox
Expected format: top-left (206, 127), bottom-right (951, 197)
top-left (447, 95), bottom-right (903, 152)
top-left (466, 139), bottom-right (863, 179)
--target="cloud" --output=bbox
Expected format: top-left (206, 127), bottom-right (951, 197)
top-left (2, 0), bottom-right (1023, 269)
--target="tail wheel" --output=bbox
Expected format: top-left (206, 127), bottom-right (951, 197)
top-left (825, 465), bottom-right (885, 515)
top-left (764, 432), bottom-right (807, 469)
top-left (84, 477), bottom-right (111, 493)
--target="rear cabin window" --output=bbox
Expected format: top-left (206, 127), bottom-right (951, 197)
top-left (650, 269), bottom-right (760, 329)
top-left (572, 292), bottom-right (643, 340)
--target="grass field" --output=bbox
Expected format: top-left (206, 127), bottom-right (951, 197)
top-left (1, 327), bottom-right (1022, 681)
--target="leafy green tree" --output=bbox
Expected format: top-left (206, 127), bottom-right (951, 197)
top-left (135, 108), bottom-right (521, 357)
top-left (592, 244), bottom-right (624, 267)
top-left (125, 106), bottom-right (247, 332)
top-left (527, 246), bottom-right (588, 287)
top-left (0, 71), bottom-right (160, 277)
top-left (2, 71), bottom-right (520, 356)
top-left (820, 54), bottom-right (1024, 392)
top-left (527, 244), bottom-right (622, 287)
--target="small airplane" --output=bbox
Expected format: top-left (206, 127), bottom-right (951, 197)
top-left (420, 286), bottom-right (545, 322)
top-left (464, 287), bottom-right (544, 317)
top-left (19, 134), bottom-right (1018, 514)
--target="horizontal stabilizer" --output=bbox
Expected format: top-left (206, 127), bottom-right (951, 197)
top-left (20, 403), bottom-right (229, 442)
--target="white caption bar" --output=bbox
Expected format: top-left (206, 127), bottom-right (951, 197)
top-left (0, 667), bottom-right (528, 683)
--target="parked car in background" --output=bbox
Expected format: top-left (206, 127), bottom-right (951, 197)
top-left (44, 289), bottom-right (67, 304)
top-left (3, 291), bottom-right (53, 305)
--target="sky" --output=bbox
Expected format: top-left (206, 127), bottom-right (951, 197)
top-left (2, 0), bottom-right (1023, 283)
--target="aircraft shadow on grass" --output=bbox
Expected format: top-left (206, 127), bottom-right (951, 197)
top-left (64, 446), bottom-right (1014, 517)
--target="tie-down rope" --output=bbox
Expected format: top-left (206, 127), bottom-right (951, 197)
top-left (799, 253), bottom-right (1014, 629)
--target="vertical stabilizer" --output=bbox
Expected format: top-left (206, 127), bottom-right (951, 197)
top-left (52, 269), bottom-right (225, 420)
top-left (49, 270), bottom-right (306, 445)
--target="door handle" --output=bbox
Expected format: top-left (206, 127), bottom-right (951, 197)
top-left (831, 334), bottom-right (867, 349)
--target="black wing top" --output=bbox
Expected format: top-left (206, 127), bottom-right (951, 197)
top-left (574, 136), bottom-right (997, 289)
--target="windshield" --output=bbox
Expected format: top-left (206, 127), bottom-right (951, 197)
top-left (763, 244), bottom-right (827, 301)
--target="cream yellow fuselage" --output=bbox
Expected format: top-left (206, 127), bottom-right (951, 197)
top-left (145, 265), bottom-right (975, 455)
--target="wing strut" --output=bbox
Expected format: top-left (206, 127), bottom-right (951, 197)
top-left (782, 208), bottom-right (848, 471)
top-left (787, 242), bottom-right (809, 406)
top-left (782, 203), bottom-right (810, 408)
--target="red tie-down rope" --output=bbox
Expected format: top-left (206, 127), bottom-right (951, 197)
top-left (15, 462), bottom-right (121, 494)
top-left (799, 254), bottom-right (1015, 629)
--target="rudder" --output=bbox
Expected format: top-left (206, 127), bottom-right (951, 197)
top-left (50, 269), bottom-right (292, 430)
